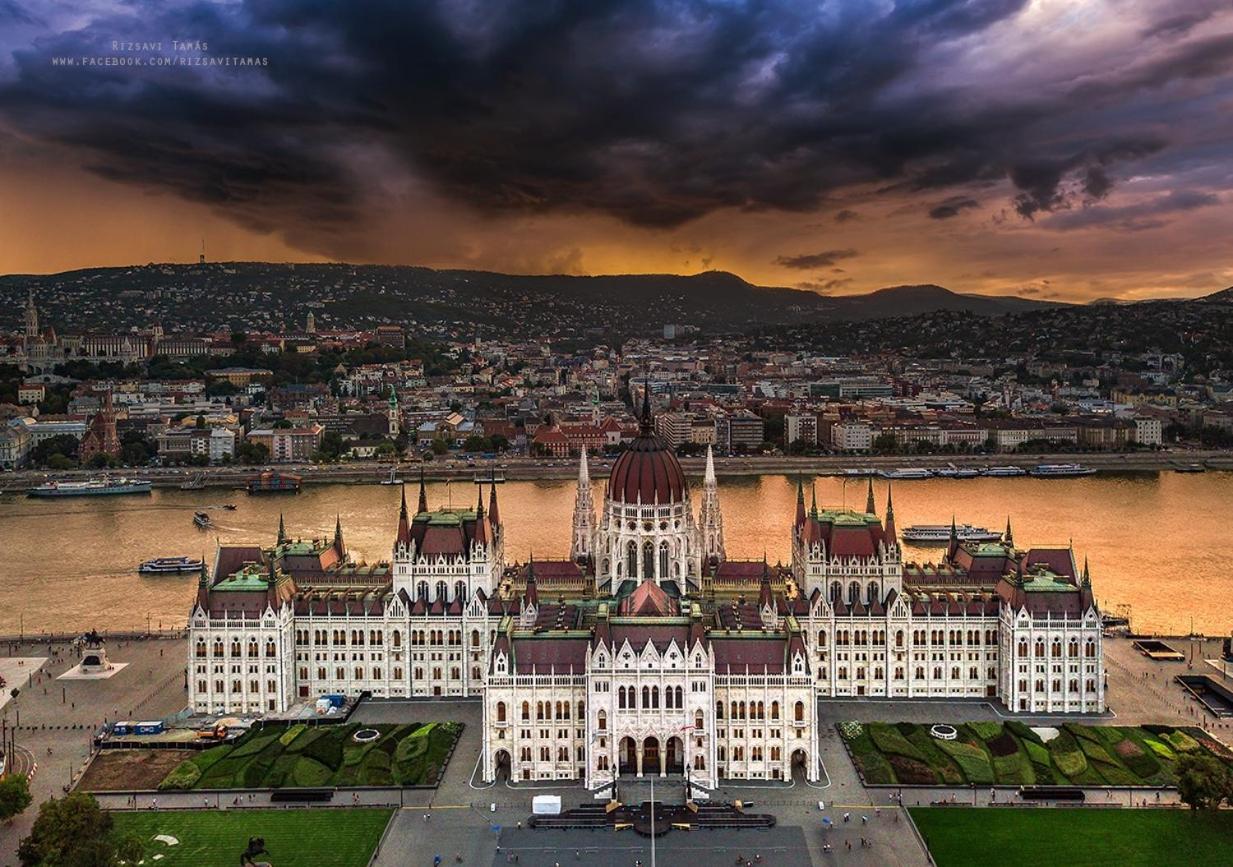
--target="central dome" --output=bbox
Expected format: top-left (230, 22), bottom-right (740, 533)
top-left (607, 387), bottom-right (688, 504)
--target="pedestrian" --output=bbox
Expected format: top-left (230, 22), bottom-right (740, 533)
top-left (861, 814), bottom-right (867, 825)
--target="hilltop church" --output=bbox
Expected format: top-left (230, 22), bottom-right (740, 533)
top-left (188, 394), bottom-right (1105, 789)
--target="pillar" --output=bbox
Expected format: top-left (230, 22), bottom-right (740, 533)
top-left (659, 742), bottom-right (666, 777)
top-left (636, 743), bottom-right (643, 778)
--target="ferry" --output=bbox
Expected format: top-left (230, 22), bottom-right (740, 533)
top-left (28, 477), bottom-right (152, 498)
top-left (902, 524), bottom-right (1002, 545)
top-left (982, 466), bottom-right (1027, 477)
top-left (138, 556), bottom-right (204, 575)
top-left (838, 467), bottom-right (877, 477)
top-left (876, 467), bottom-right (933, 480)
top-left (193, 511), bottom-right (212, 528)
top-left (1029, 463), bottom-right (1098, 478)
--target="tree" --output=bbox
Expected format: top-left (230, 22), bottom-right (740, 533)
top-left (235, 440), bottom-right (270, 465)
top-left (0, 773), bottom-right (32, 822)
top-left (30, 434), bottom-right (80, 467)
top-left (1176, 753), bottom-right (1233, 811)
top-left (430, 439), bottom-right (448, 456)
top-left (17, 791), bottom-right (142, 867)
top-left (872, 433), bottom-right (898, 453)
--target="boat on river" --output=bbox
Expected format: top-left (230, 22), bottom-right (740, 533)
top-left (1029, 463), bottom-right (1098, 478)
top-left (28, 477), bottom-right (152, 498)
top-left (982, 466), bottom-right (1027, 477)
top-left (902, 524), bottom-right (1003, 545)
top-left (193, 511), bottom-right (212, 528)
top-left (877, 467), bottom-right (933, 480)
top-left (138, 556), bottom-right (204, 575)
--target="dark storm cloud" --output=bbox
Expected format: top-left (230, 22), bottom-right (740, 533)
top-left (834, 209), bottom-right (860, 223)
top-left (0, 0), bottom-right (1228, 239)
top-left (1041, 189), bottom-right (1219, 232)
top-left (775, 249), bottom-right (859, 269)
top-left (928, 196), bottom-right (979, 219)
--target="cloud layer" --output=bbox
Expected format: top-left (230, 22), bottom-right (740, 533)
top-left (0, 1), bottom-right (1231, 298)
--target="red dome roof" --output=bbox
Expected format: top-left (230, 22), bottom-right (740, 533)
top-left (608, 432), bottom-right (688, 503)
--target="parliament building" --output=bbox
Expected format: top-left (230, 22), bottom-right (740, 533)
top-left (187, 396), bottom-right (1105, 789)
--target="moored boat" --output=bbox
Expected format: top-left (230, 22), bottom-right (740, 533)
top-left (982, 466), bottom-right (1027, 477)
top-left (1029, 463), bottom-right (1098, 478)
top-left (1173, 463), bottom-right (1206, 474)
top-left (877, 467), bottom-right (933, 480)
top-left (28, 477), bottom-right (152, 498)
top-left (902, 524), bottom-right (1003, 544)
top-left (138, 556), bottom-right (204, 574)
top-left (193, 511), bottom-right (212, 528)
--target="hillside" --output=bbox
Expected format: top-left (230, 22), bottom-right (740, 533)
top-left (0, 262), bottom-right (1061, 338)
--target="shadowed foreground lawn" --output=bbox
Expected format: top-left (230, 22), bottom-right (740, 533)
top-left (911, 808), bottom-right (1233, 867)
top-left (112, 807), bottom-right (393, 867)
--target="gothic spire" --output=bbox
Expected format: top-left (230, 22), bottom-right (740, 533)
top-left (1004, 516), bottom-right (1014, 547)
top-left (277, 512), bottom-right (286, 546)
top-left (884, 484), bottom-right (897, 543)
top-left (704, 444), bottom-right (717, 486)
top-left (810, 479), bottom-right (818, 517)
top-left (417, 468), bottom-right (428, 514)
top-left (488, 478), bottom-right (501, 527)
top-left (865, 478), bottom-right (876, 514)
top-left (395, 484), bottom-right (411, 550)
top-left (795, 477), bottom-right (806, 528)
top-left (333, 514), bottom-right (344, 553)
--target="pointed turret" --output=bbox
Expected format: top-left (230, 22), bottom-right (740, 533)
top-left (795, 477), bottom-right (806, 529)
top-left (488, 480), bottom-right (501, 528)
top-left (333, 514), bottom-right (344, 555)
top-left (699, 444), bottom-right (725, 565)
top-left (884, 484), bottom-right (897, 544)
top-left (473, 485), bottom-right (489, 547)
top-left (395, 484), bottom-right (412, 550)
top-left (417, 469), bottom-right (428, 514)
top-left (1081, 555), bottom-right (1091, 586)
top-left (1004, 516), bottom-right (1014, 548)
top-left (277, 512), bottom-right (286, 546)
top-left (865, 478), bottom-right (876, 514)
top-left (946, 514), bottom-right (959, 561)
top-left (809, 480), bottom-right (818, 518)
top-left (571, 450), bottom-right (595, 562)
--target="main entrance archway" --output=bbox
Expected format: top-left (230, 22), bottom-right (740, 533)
top-left (643, 736), bottom-right (660, 775)
top-left (493, 749), bottom-right (511, 782)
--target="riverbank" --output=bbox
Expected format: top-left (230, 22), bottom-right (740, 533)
top-left (1, 450), bottom-right (1231, 491)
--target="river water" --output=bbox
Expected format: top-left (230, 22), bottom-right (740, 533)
top-left (0, 472), bottom-right (1229, 636)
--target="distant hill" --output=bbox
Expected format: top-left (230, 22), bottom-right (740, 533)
top-left (827, 284), bottom-right (1063, 318)
top-left (0, 262), bottom-right (1066, 336)
top-left (1200, 286), bottom-right (1233, 304)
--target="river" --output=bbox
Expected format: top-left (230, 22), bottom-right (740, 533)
top-left (0, 471), bottom-right (1229, 636)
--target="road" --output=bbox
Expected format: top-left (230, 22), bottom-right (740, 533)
top-left (4, 449), bottom-right (1230, 491)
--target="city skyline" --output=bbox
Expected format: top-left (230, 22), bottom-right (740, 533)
top-left (0, 1), bottom-right (1231, 301)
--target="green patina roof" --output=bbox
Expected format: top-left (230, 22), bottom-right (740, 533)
top-left (214, 565), bottom-right (270, 592)
top-left (1021, 569), bottom-right (1076, 592)
top-left (972, 543), bottom-right (1011, 557)
top-left (412, 507), bottom-right (478, 526)
top-left (813, 509), bottom-right (876, 527)
top-left (278, 540), bottom-right (320, 555)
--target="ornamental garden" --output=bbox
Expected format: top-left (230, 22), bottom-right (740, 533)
top-left (157, 721), bottom-right (462, 790)
top-left (840, 720), bottom-right (1232, 787)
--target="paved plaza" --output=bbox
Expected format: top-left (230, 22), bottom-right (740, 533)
top-left (2, 634), bottom-right (1231, 867)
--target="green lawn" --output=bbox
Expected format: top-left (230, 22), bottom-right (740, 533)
top-left (912, 808), bottom-right (1233, 867)
top-left (840, 721), bottom-right (1232, 787)
top-left (159, 721), bottom-right (463, 789)
top-left (112, 807), bottom-right (392, 867)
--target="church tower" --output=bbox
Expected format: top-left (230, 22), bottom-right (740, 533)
top-left (24, 289), bottom-right (38, 343)
top-left (306, 310), bottom-right (317, 334)
top-left (387, 387), bottom-right (400, 437)
top-left (571, 449), bottom-right (595, 562)
top-left (699, 445), bottom-right (725, 563)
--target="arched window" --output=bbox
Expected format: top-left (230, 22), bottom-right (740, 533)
top-left (716, 701), bottom-right (724, 719)
top-left (497, 702), bottom-right (506, 722)
top-left (471, 630), bottom-right (480, 648)
top-left (536, 701), bottom-right (544, 720)
top-left (817, 631), bottom-right (827, 648)
top-left (695, 710), bottom-right (704, 729)
top-left (643, 686), bottom-right (651, 708)
top-left (619, 686), bottom-right (627, 709)
top-left (627, 541), bottom-right (638, 578)
top-left (417, 581), bottom-right (429, 601)
top-left (658, 541), bottom-right (669, 579)
top-left (643, 542), bottom-right (654, 580)
top-left (849, 581), bottom-right (860, 604)
top-left (771, 701), bottom-right (780, 720)
top-left (830, 581), bottom-right (842, 603)
top-left (455, 580), bottom-right (467, 602)
top-left (578, 701), bottom-right (585, 720)
top-left (598, 710), bottom-right (607, 730)
top-left (895, 630), bottom-right (904, 648)
top-left (521, 701), bottom-right (530, 721)
top-left (651, 686), bottom-right (659, 709)
top-left (436, 580), bottom-right (448, 601)
top-left (675, 686), bottom-right (683, 708)
top-left (867, 581), bottom-right (879, 604)
top-left (794, 701), bottom-right (805, 722)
